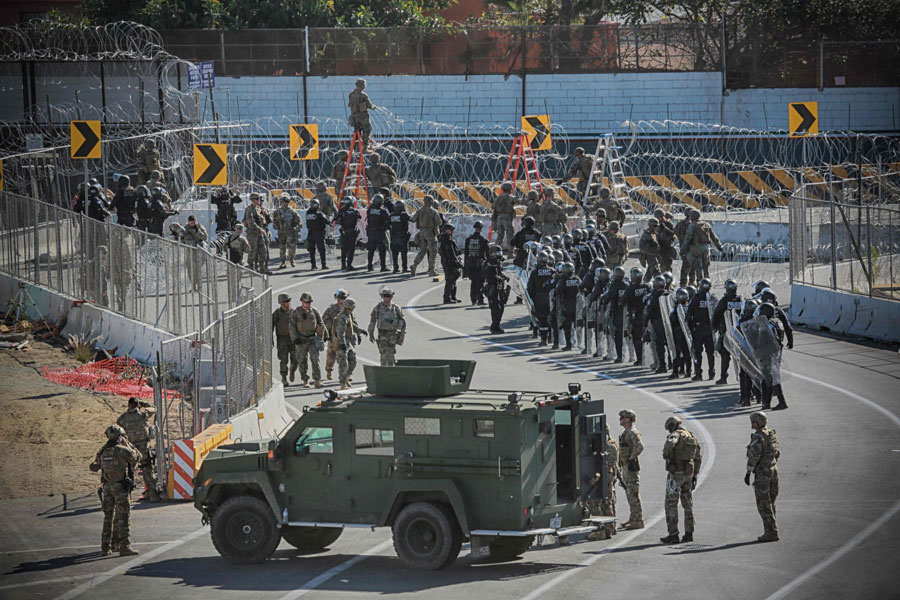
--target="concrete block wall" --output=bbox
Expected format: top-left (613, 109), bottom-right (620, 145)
top-left (208, 71), bottom-right (898, 137)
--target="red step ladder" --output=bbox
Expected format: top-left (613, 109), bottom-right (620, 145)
top-left (337, 129), bottom-right (370, 206)
top-left (502, 133), bottom-right (545, 195)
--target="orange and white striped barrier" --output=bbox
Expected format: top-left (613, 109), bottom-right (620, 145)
top-left (167, 423), bottom-right (233, 500)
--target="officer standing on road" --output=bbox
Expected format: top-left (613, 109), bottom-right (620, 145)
top-left (626, 267), bottom-right (650, 365)
top-left (334, 197), bottom-right (361, 271)
top-left (182, 215), bottom-right (208, 291)
top-left (605, 221), bottom-right (628, 268)
top-left (492, 181), bottom-right (517, 251)
top-left (117, 397), bottom-right (160, 503)
top-left (669, 287), bottom-right (692, 379)
top-left (438, 223), bottom-right (462, 304)
top-left (305, 199), bottom-right (328, 270)
top-left (645, 275), bottom-right (670, 374)
top-left (366, 194), bottom-right (390, 272)
top-left (389, 201), bottom-right (411, 273)
top-left (291, 292), bottom-right (325, 388)
top-left (618, 409), bottom-right (644, 530)
top-left (511, 216), bottom-right (542, 269)
top-left (349, 78), bottom-right (376, 148)
top-left (322, 289), bottom-right (356, 381)
top-left (595, 265), bottom-right (628, 363)
top-left (745, 411), bottom-right (780, 542)
top-left (464, 221), bottom-right (488, 305)
top-left (111, 176), bottom-right (137, 227)
top-left (588, 422), bottom-right (619, 541)
top-left (712, 279), bottom-right (743, 384)
top-left (90, 424), bottom-right (141, 556)
top-left (674, 210), bottom-right (694, 287)
top-left (272, 294), bottom-right (297, 386)
top-left (334, 298), bottom-right (359, 390)
top-left (483, 244), bottom-right (508, 334)
top-left (243, 192), bottom-right (271, 274)
top-left (211, 187), bottom-right (241, 233)
top-left (273, 193), bottom-right (301, 269)
top-left (660, 415), bottom-right (702, 544)
top-left (687, 278), bottom-right (716, 381)
top-left (224, 223), bottom-right (251, 265)
top-left (527, 252), bottom-right (554, 345)
top-left (410, 195), bottom-right (442, 277)
top-left (655, 209), bottom-right (677, 273)
top-left (367, 287), bottom-right (406, 366)
top-left (550, 262), bottom-right (580, 351)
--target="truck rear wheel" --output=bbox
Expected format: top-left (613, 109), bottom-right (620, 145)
top-left (281, 526), bottom-right (343, 553)
top-left (488, 536), bottom-right (535, 561)
top-left (210, 496), bottom-right (280, 564)
top-left (392, 502), bottom-right (461, 570)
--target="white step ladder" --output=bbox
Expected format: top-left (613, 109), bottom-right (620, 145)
top-left (581, 133), bottom-right (629, 209)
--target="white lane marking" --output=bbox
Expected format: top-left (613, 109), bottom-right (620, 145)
top-left (0, 574), bottom-right (96, 591)
top-left (53, 528), bottom-right (207, 600)
top-left (277, 539), bottom-right (395, 600)
top-left (274, 270), bottom-right (337, 295)
top-left (403, 285), bottom-right (717, 600)
top-left (0, 541), bottom-right (178, 555)
top-left (790, 372), bottom-right (900, 428)
top-left (765, 498), bottom-right (900, 600)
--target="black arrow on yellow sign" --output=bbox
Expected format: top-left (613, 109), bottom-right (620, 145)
top-left (524, 116), bottom-right (549, 150)
top-left (791, 103), bottom-right (816, 133)
top-left (71, 120), bottom-right (101, 159)
top-left (194, 144), bottom-right (227, 185)
top-left (294, 126), bottom-right (313, 159)
top-left (289, 124), bottom-right (319, 161)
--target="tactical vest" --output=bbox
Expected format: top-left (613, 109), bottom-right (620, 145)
top-left (605, 437), bottom-right (619, 472)
top-left (696, 223), bottom-right (711, 244)
top-left (672, 429), bottom-right (699, 466)
top-left (748, 428), bottom-right (779, 469)
top-left (375, 304), bottom-right (402, 330)
top-left (619, 429), bottom-right (637, 461)
top-left (294, 308), bottom-right (319, 335)
top-left (98, 445), bottom-right (128, 483)
top-left (273, 308), bottom-right (292, 337)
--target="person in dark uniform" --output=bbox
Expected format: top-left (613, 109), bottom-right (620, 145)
top-left (686, 278), bottom-right (716, 380)
top-left (528, 251), bottom-right (555, 346)
top-left (134, 185), bottom-right (152, 232)
top-left (626, 267), bottom-right (650, 366)
top-left (510, 216), bottom-right (542, 269)
top-left (711, 279), bottom-right (743, 384)
top-left (464, 221), bottom-right (488, 305)
top-left (147, 187), bottom-right (177, 235)
top-left (111, 176), bottom-right (137, 227)
top-left (333, 197), bottom-right (361, 271)
top-left (211, 188), bottom-right (241, 234)
top-left (483, 244), bottom-right (507, 334)
top-left (438, 223), bottom-right (462, 304)
top-left (596, 265), bottom-right (628, 363)
top-left (669, 287), bottom-right (692, 379)
top-left (645, 275), bottom-right (669, 375)
top-left (365, 194), bottom-right (390, 271)
top-left (305, 199), bottom-right (328, 270)
top-left (549, 262), bottom-right (580, 351)
top-left (389, 201), bottom-right (410, 273)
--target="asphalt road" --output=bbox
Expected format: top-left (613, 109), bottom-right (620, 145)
top-left (2, 252), bottom-right (899, 600)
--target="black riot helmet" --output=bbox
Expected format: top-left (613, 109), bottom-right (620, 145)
top-left (308, 199), bottom-right (319, 212)
top-left (597, 267), bottom-right (611, 282)
top-left (135, 185), bottom-right (150, 199)
top-left (551, 235), bottom-right (562, 249)
top-left (724, 279), bottom-right (738, 293)
top-left (371, 194), bottom-right (384, 208)
top-left (753, 280), bottom-right (770, 296)
top-left (562, 233), bottom-right (573, 248)
top-left (590, 258), bottom-right (604, 272)
top-left (572, 229), bottom-right (583, 242)
top-left (489, 244), bottom-right (502, 257)
top-left (522, 216), bottom-right (535, 228)
top-left (652, 275), bottom-right (666, 290)
top-left (562, 261), bottom-right (575, 275)
top-left (757, 302), bottom-right (776, 319)
top-left (675, 287), bottom-right (690, 304)
top-left (743, 298), bottom-right (760, 318)
top-left (393, 201), bottom-right (405, 214)
top-left (612, 266), bottom-right (625, 280)
top-left (699, 278), bottom-right (712, 291)
top-left (630, 266), bottom-right (644, 282)
top-left (760, 288), bottom-right (777, 305)
top-left (686, 285), bottom-right (697, 299)
top-left (537, 251), bottom-right (550, 266)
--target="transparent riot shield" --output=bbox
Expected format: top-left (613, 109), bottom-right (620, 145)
top-left (740, 315), bottom-right (782, 386)
top-left (676, 303), bottom-right (693, 350)
top-left (660, 293), bottom-right (677, 356)
top-left (724, 311), bottom-right (764, 387)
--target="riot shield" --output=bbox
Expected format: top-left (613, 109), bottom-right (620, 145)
top-left (659, 293), bottom-right (677, 356)
top-left (740, 315), bottom-right (782, 386)
top-left (706, 292), bottom-right (718, 322)
top-left (724, 312), bottom-right (764, 387)
top-left (676, 303), bottom-right (693, 350)
top-left (514, 265), bottom-right (537, 328)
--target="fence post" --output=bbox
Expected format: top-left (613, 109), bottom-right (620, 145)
top-left (817, 38), bottom-right (824, 92)
top-left (829, 194), bottom-right (837, 290)
top-left (250, 294), bottom-right (259, 406)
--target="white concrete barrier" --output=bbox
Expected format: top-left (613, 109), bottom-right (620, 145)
top-left (789, 283), bottom-right (900, 343)
top-left (227, 381), bottom-right (291, 442)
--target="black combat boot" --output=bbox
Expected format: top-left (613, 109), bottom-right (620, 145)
top-left (660, 533), bottom-right (680, 544)
top-left (681, 532), bottom-right (693, 543)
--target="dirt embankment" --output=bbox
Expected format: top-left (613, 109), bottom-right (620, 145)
top-left (0, 340), bottom-right (127, 499)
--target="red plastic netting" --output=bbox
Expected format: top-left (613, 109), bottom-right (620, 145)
top-left (40, 357), bottom-right (179, 399)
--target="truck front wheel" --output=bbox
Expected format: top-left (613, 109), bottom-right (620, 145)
top-left (281, 526), bottom-right (343, 553)
top-left (392, 502), bottom-right (461, 570)
top-left (210, 496), bottom-right (280, 564)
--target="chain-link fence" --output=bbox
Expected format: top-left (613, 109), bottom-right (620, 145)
top-left (0, 191), bottom-right (266, 335)
top-left (790, 178), bottom-right (900, 298)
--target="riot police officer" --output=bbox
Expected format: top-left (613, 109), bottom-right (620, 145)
top-left (527, 251), bottom-right (555, 345)
top-left (510, 215), bottom-right (542, 269)
top-left (596, 265), bottom-right (628, 363)
top-left (712, 279), bottom-right (743, 384)
top-left (389, 201), bottom-right (411, 273)
top-left (483, 245), bottom-right (507, 334)
top-left (366, 194), bottom-right (390, 271)
top-left (687, 278), bottom-right (716, 380)
top-left (111, 176), bottom-right (137, 227)
top-left (464, 221), bottom-right (488, 305)
top-left (305, 199), bottom-right (328, 270)
top-left (334, 197), bottom-right (361, 271)
top-left (438, 223), bottom-right (462, 304)
top-left (626, 267), bottom-right (650, 366)
top-left (645, 275), bottom-right (669, 374)
top-left (550, 262), bottom-right (581, 351)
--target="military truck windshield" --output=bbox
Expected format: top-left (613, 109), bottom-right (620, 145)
top-left (296, 426), bottom-right (333, 454)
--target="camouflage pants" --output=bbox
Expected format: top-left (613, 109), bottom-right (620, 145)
top-left (293, 336), bottom-right (321, 382)
top-left (376, 329), bottom-right (399, 366)
top-left (278, 234), bottom-right (297, 260)
top-left (642, 256), bottom-right (660, 283)
top-left (622, 468), bottom-right (642, 522)
top-left (133, 439), bottom-right (158, 494)
top-left (276, 335), bottom-right (295, 377)
top-left (679, 255), bottom-right (696, 287)
top-left (337, 346), bottom-right (357, 385)
top-left (696, 252), bottom-right (711, 280)
top-left (101, 481), bottom-right (131, 551)
top-left (598, 472), bottom-right (617, 534)
top-left (412, 234), bottom-right (437, 274)
top-left (754, 468), bottom-right (779, 533)
top-left (186, 248), bottom-right (202, 289)
top-left (495, 215), bottom-right (515, 250)
top-left (325, 336), bottom-right (339, 376)
top-left (248, 235), bottom-right (269, 272)
top-left (664, 471), bottom-right (694, 535)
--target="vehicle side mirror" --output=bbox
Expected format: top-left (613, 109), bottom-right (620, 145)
top-left (295, 444), bottom-right (310, 457)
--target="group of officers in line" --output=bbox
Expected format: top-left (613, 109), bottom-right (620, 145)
top-left (591, 407), bottom-right (781, 546)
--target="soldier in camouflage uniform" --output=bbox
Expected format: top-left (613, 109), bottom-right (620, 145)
top-left (136, 139), bottom-right (160, 185)
top-left (333, 298), bottom-right (359, 390)
top-left (331, 151), bottom-right (350, 192)
top-left (367, 286), bottom-right (406, 366)
top-left (290, 292), bottom-right (325, 387)
top-left (639, 218), bottom-right (662, 282)
top-left (618, 409), bottom-right (644, 529)
top-left (410, 195), bottom-right (442, 277)
top-left (117, 397), bottom-right (160, 502)
top-left (349, 78), bottom-right (376, 147)
top-left (314, 181), bottom-right (337, 220)
top-left (492, 181), bottom-right (517, 251)
top-left (746, 411), bottom-right (780, 542)
top-left (605, 221), bottom-right (629, 267)
top-left (243, 192), bottom-right (271, 274)
top-left (681, 210), bottom-right (723, 282)
top-left (655, 209), bottom-right (677, 273)
top-left (182, 215), bottom-right (208, 292)
top-left (674, 210), bottom-right (694, 287)
top-left (273, 193), bottom-right (301, 268)
top-left (524, 189), bottom-right (541, 222)
top-left (588, 422), bottom-right (620, 541)
top-left (561, 146), bottom-right (595, 197)
top-left (367, 153), bottom-right (396, 198)
top-left (660, 416), bottom-right (702, 544)
top-left (90, 424), bottom-right (141, 556)
top-left (538, 189), bottom-right (567, 237)
top-left (272, 294), bottom-right (296, 385)
top-left (597, 188), bottom-right (626, 226)
top-left (322, 289), bottom-right (356, 380)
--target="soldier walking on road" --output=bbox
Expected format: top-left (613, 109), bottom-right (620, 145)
top-left (349, 79), bottom-right (376, 148)
top-left (334, 298), bottom-right (359, 390)
top-left (224, 223), bottom-right (251, 265)
top-left (291, 292), bottom-right (325, 388)
top-left (660, 416), bottom-right (702, 544)
top-left (588, 423), bottom-right (619, 541)
top-left (243, 192), bottom-right (271, 274)
top-left (273, 294), bottom-right (297, 385)
top-left (273, 193), bottom-right (301, 269)
top-left (655, 209), bottom-right (677, 273)
top-left (618, 409), bottom-right (644, 530)
top-left (746, 411), bottom-right (780, 542)
top-left (182, 215), bottom-right (208, 291)
top-left (90, 424), bottom-right (141, 556)
top-left (322, 289), bottom-right (355, 381)
top-left (410, 195), bottom-right (441, 277)
top-left (117, 397), bottom-right (160, 503)
top-left (368, 287), bottom-right (406, 366)
top-left (674, 210), bottom-right (694, 287)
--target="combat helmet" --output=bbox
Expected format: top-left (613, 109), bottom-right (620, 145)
top-left (619, 409), bottom-right (637, 422)
top-left (380, 286), bottom-right (395, 297)
top-left (106, 424), bottom-right (126, 440)
top-left (277, 293), bottom-right (291, 304)
top-left (299, 292), bottom-right (314, 303)
top-left (664, 416), bottom-right (682, 431)
top-left (652, 275), bottom-right (666, 290)
top-left (334, 288), bottom-right (349, 299)
top-left (522, 216), bottom-right (535, 228)
top-left (501, 181), bottom-right (513, 192)
top-left (343, 298), bottom-right (356, 310)
top-left (675, 287), bottom-right (690, 303)
top-left (612, 266), bottom-right (626, 280)
top-left (750, 411), bottom-right (767, 427)
top-left (562, 262), bottom-right (575, 275)
top-left (630, 266), bottom-right (644, 281)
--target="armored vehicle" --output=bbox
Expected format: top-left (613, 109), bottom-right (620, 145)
top-left (194, 359), bottom-right (614, 570)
